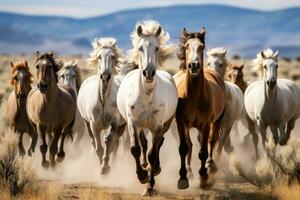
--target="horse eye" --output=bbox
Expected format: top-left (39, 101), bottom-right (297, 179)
top-left (155, 47), bottom-right (159, 52)
top-left (13, 76), bottom-right (18, 81)
top-left (99, 55), bottom-right (102, 60)
top-left (111, 55), bottom-right (115, 60)
top-left (36, 65), bottom-right (39, 69)
top-left (219, 63), bottom-right (223, 68)
top-left (263, 65), bottom-right (267, 69)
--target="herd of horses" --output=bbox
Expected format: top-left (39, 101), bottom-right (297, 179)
top-left (5, 20), bottom-right (300, 196)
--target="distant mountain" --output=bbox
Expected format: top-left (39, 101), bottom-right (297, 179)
top-left (0, 5), bottom-right (300, 57)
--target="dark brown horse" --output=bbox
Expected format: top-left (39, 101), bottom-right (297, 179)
top-left (6, 61), bottom-right (37, 156)
top-left (228, 64), bottom-right (259, 158)
top-left (174, 27), bottom-right (226, 189)
top-left (27, 52), bottom-right (76, 168)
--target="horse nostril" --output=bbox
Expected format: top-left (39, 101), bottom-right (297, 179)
top-left (188, 64), bottom-right (192, 69)
top-left (143, 70), bottom-right (147, 77)
top-left (152, 70), bottom-right (155, 77)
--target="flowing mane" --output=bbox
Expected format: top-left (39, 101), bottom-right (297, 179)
top-left (87, 37), bottom-right (123, 74)
top-left (252, 48), bottom-right (278, 78)
top-left (58, 60), bottom-right (82, 91)
top-left (127, 20), bottom-right (175, 68)
top-left (36, 52), bottom-right (62, 82)
top-left (177, 28), bottom-right (205, 70)
top-left (10, 61), bottom-right (33, 85)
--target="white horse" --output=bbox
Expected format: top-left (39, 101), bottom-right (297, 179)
top-left (206, 48), bottom-right (249, 157)
top-left (117, 20), bottom-right (178, 196)
top-left (58, 61), bottom-right (85, 151)
top-left (77, 38), bottom-right (126, 174)
top-left (245, 49), bottom-right (300, 147)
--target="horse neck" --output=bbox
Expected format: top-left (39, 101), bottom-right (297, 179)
top-left (185, 68), bottom-right (207, 100)
top-left (237, 79), bottom-right (248, 93)
top-left (97, 74), bottom-right (114, 105)
top-left (138, 69), bottom-right (156, 99)
top-left (43, 73), bottom-right (59, 100)
top-left (264, 81), bottom-right (277, 101)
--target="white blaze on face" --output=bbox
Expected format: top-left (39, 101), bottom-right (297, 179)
top-left (138, 36), bottom-right (159, 71)
top-left (263, 59), bottom-right (278, 82)
top-left (97, 47), bottom-right (115, 76)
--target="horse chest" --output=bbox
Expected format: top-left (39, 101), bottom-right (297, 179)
top-left (259, 103), bottom-right (282, 125)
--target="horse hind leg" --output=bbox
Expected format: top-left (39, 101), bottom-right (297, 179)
top-left (112, 123), bottom-right (126, 161)
top-left (246, 118), bottom-right (259, 160)
top-left (270, 125), bottom-right (279, 145)
top-left (84, 120), bottom-right (96, 149)
top-left (216, 125), bottom-right (232, 160)
top-left (279, 119), bottom-right (295, 145)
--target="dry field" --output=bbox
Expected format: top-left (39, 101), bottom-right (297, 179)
top-left (0, 53), bottom-right (300, 200)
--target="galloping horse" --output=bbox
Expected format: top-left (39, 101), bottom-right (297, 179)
top-left (245, 49), bottom-right (300, 147)
top-left (206, 48), bottom-right (244, 158)
top-left (58, 61), bottom-right (85, 149)
top-left (77, 38), bottom-right (126, 174)
top-left (27, 52), bottom-right (76, 168)
top-left (117, 20), bottom-right (178, 196)
top-left (174, 28), bottom-right (226, 189)
top-left (6, 61), bottom-right (37, 156)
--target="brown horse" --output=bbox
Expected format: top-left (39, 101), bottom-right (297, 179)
top-left (6, 61), bottom-right (37, 156)
top-left (174, 27), bottom-right (226, 189)
top-left (228, 64), bottom-right (259, 158)
top-left (26, 52), bottom-right (76, 168)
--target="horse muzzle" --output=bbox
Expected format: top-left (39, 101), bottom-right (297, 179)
top-left (188, 62), bottom-right (201, 77)
top-left (142, 69), bottom-right (155, 83)
top-left (16, 93), bottom-right (26, 100)
top-left (267, 79), bottom-right (276, 90)
top-left (37, 82), bottom-right (48, 93)
top-left (100, 74), bottom-right (111, 83)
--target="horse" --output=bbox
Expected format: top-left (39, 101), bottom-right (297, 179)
top-left (117, 20), bottom-right (178, 196)
top-left (58, 61), bottom-right (85, 149)
top-left (228, 63), bottom-right (259, 158)
top-left (6, 61), bottom-right (37, 156)
top-left (244, 49), bottom-right (300, 147)
top-left (26, 52), bottom-right (76, 168)
top-left (77, 37), bottom-right (126, 175)
top-left (174, 27), bottom-right (226, 189)
top-left (206, 48), bottom-right (245, 158)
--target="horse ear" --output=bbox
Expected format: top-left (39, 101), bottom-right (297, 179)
top-left (240, 64), bottom-right (244, 70)
top-left (10, 62), bottom-right (14, 68)
top-left (274, 50), bottom-right (279, 58)
top-left (182, 28), bottom-right (189, 38)
top-left (260, 51), bottom-right (266, 59)
top-left (200, 27), bottom-right (206, 35)
top-left (36, 51), bottom-right (40, 59)
top-left (24, 60), bottom-right (28, 67)
top-left (221, 48), bottom-right (227, 57)
top-left (137, 25), bottom-right (143, 37)
top-left (155, 26), bottom-right (162, 37)
top-left (199, 27), bottom-right (206, 42)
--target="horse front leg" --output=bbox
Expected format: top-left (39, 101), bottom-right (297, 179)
top-left (199, 125), bottom-right (209, 189)
top-left (128, 119), bottom-right (149, 184)
top-left (247, 118), bottom-right (259, 160)
top-left (17, 131), bottom-right (26, 157)
top-left (49, 128), bottom-right (61, 168)
top-left (101, 124), bottom-right (116, 175)
top-left (279, 120), bottom-right (295, 145)
top-left (270, 125), bottom-right (279, 145)
top-left (56, 131), bottom-right (66, 163)
top-left (38, 125), bottom-right (49, 168)
top-left (90, 122), bottom-right (104, 166)
top-left (84, 120), bottom-right (95, 148)
top-left (140, 130), bottom-right (148, 169)
top-left (177, 120), bottom-right (189, 189)
top-left (143, 128), bottom-right (164, 197)
top-left (28, 128), bottom-right (38, 156)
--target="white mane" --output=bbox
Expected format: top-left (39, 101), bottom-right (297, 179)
top-left (253, 48), bottom-right (278, 78)
top-left (127, 20), bottom-right (176, 68)
top-left (87, 37), bottom-right (123, 71)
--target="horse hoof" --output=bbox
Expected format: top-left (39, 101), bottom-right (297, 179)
top-left (187, 167), bottom-right (194, 179)
top-left (153, 166), bottom-right (161, 176)
top-left (279, 138), bottom-right (288, 146)
top-left (50, 161), bottom-right (56, 169)
top-left (56, 152), bottom-right (65, 163)
top-left (207, 159), bottom-right (218, 174)
top-left (19, 150), bottom-right (26, 157)
top-left (200, 176), bottom-right (215, 189)
top-left (42, 161), bottom-right (50, 169)
top-left (200, 174), bottom-right (209, 189)
top-left (142, 188), bottom-right (156, 197)
top-left (177, 178), bottom-right (189, 189)
top-left (100, 165), bottom-right (111, 175)
top-left (138, 170), bottom-right (149, 184)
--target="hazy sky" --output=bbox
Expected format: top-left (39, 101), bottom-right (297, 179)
top-left (0, 0), bottom-right (299, 18)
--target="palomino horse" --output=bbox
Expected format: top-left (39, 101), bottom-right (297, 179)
top-left (174, 28), bottom-right (226, 189)
top-left (206, 48), bottom-right (244, 157)
top-left (245, 49), bottom-right (300, 147)
top-left (6, 61), bottom-right (37, 156)
top-left (117, 20), bottom-right (177, 196)
top-left (58, 61), bottom-right (85, 149)
top-left (228, 63), bottom-right (259, 158)
top-left (77, 38), bottom-right (126, 174)
top-left (27, 52), bottom-right (76, 168)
